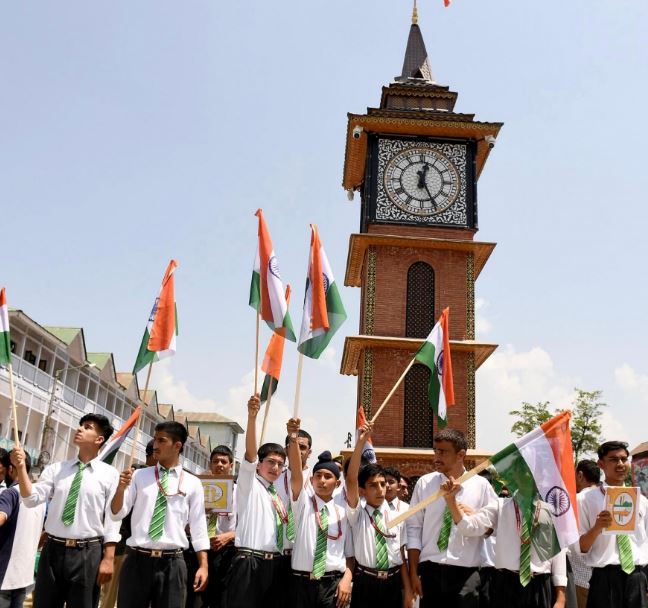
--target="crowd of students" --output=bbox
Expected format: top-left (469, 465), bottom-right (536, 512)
top-left (0, 393), bottom-right (646, 608)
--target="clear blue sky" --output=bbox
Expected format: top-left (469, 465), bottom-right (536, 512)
top-left (2, 1), bottom-right (647, 458)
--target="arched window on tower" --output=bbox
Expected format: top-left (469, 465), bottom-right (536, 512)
top-left (406, 262), bottom-right (435, 339)
top-left (403, 363), bottom-right (433, 448)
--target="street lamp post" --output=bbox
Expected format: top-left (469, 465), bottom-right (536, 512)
top-left (36, 361), bottom-right (96, 471)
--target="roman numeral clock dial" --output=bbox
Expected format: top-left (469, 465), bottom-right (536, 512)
top-left (384, 147), bottom-right (459, 216)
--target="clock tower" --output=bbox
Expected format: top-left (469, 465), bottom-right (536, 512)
top-left (340, 9), bottom-right (502, 475)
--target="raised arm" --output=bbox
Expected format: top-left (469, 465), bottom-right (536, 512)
top-left (345, 421), bottom-right (372, 509)
top-left (287, 417), bottom-right (303, 501)
top-left (245, 394), bottom-right (261, 464)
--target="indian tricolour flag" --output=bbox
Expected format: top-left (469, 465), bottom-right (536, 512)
top-left (0, 288), bottom-right (11, 366)
top-left (414, 307), bottom-right (454, 427)
top-left (297, 225), bottom-right (347, 359)
top-left (133, 260), bottom-right (178, 374)
top-left (98, 406), bottom-right (142, 465)
top-left (489, 410), bottom-right (579, 556)
top-left (260, 285), bottom-right (291, 403)
top-left (249, 209), bottom-right (296, 342)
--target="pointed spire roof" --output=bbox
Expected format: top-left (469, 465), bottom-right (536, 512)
top-left (397, 7), bottom-right (434, 84)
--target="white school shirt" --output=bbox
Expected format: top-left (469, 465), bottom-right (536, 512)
top-left (348, 502), bottom-right (404, 569)
top-left (22, 457), bottom-right (120, 542)
top-left (456, 497), bottom-right (567, 586)
top-left (407, 471), bottom-right (497, 567)
top-left (291, 489), bottom-right (349, 573)
top-left (234, 458), bottom-right (282, 552)
top-left (110, 463), bottom-right (209, 552)
top-left (277, 467), bottom-right (311, 550)
top-left (576, 484), bottom-right (648, 567)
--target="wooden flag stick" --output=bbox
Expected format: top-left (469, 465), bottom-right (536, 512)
top-left (387, 458), bottom-right (493, 529)
top-left (293, 352), bottom-right (304, 419)
top-left (259, 388), bottom-right (273, 445)
top-left (127, 361), bottom-right (154, 469)
top-left (254, 313), bottom-right (260, 395)
top-left (7, 363), bottom-right (21, 448)
top-left (370, 357), bottom-right (416, 424)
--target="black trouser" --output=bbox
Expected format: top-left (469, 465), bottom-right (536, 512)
top-left (478, 566), bottom-right (496, 608)
top-left (33, 538), bottom-right (103, 608)
top-left (290, 572), bottom-right (342, 608)
top-left (418, 561), bottom-right (480, 608)
top-left (117, 550), bottom-right (188, 608)
top-left (586, 565), bottom-right (648, 608)
top-left (183, 547), bottom-right (199, 608)
top-left (203, 545), bottom-right (236, 608)
top-left (492, 569), bottom-right (552, 608)
top-left (225, 552), bottom-right (285, 608)
top-left (350, 568), bottom-right (402, 608)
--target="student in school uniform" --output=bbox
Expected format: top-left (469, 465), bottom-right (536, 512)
top-left (443, 476), bottom-right (568, 608)
top-left (577, 440), bottom-right (648, 608)
top-left (110, 421), bottom-right (209, 608)
top-left (11, 414), bottom-right (120, 608)
top-left (203, 445), bottom-right (236, 608)
top-left (346, 423), bottom-right (414, 608)
top-left (286, 434), bottom-right (353, 608)
top-left (398, 477), bottom-right (410, 503)
top-left (225, 395), bottom-right (291, 608)
top-left (384, 467), bottom-right (409, 515)
top-left (407, 429), bottom-right (498, 608)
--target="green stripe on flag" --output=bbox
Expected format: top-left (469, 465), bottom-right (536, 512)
top-left (0, 331), bottom-right (11, 366)
top-left (260, 374), bottom-right (278, 404)
top-left (133, 328), bottom-right (156, 374)
top-left (249, 271), bottom-right (261, 312)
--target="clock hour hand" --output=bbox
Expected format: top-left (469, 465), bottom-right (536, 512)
top-left (416, 163), bottom-right (430, 189)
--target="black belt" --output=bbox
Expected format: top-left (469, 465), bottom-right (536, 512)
top-left (283, 549), bottom-right (293, 556)
top-left (132, 547), bottom-right (183, 558)
top-left (292, 569), bottom-right (342, 580)
top-left (237, 547), bottom-right (282, 561)
top-left (48, 535), bottom-right (103, 547)
top-left (355, 564), bottom-right (401, 580)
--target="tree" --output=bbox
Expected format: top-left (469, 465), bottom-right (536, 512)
top-left (570, 388), bottom-right (605, 463)
top-left (509, 401), bottom-right (552, 438)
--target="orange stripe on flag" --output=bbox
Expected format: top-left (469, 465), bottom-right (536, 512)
top-left (440, 307), bottom-right (455, 407)
top-left (541, 410), bottom-right (578, 526)
top-left (0, 288), bottom-right (6, 308)
top-left (261, 286), bottom-right (291, 380)
top-left (309, 225), bottom-right (329, 332)
top-left (255, 209), bottom-right (275, 323)
top-left (148, 260), bottom-right (178, 352)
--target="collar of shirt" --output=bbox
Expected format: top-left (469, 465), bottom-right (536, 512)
top-left (157, 462), bottom-right (183, 475)
top-left (312, 492), bottom-right (336, 512)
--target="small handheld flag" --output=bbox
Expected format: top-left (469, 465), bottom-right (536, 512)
top-left (356, 405), bottom-right (376, 464)
top-left (0, 289), bottom-right (11, 366)
top-left (98, 406), bottom-right (141, 464)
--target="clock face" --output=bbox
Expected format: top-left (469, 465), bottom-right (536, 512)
top-left (383, 147), bottom-right (460, 217)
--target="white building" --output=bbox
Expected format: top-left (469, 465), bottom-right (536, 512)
top-left (0, 308), bottom-right (211, 474)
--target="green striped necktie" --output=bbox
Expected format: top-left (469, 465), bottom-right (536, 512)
top-left (311, 506), bottom-right (329, 579)
top-left (148, 467), bottom-right (169, 540)
top-left (267, 484), bottom-right (284, 551)
top-left (519, 514), bottom-right (532, 587)
top-left (617, 534), bottom-right (635, 574)
top-left (437, 506), bottom-right (452, 551)
top-left (61, 462), bottom-right (87, 526)
top-left (373, 509), bottom-right (389, 570)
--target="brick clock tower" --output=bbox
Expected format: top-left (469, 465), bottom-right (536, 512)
top-left (339, 11), bottom-right (502, 476)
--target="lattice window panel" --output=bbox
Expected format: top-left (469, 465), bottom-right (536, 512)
top-left (406, 262), bottom-right (435, 339)
top-left (403, 363), bottom-right (434, 448)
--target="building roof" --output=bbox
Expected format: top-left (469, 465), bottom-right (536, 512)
top-left (139, 389), bottom-right (155, 405)
top-left (176, 410), bottom-right (244, 434)
top-left (158, 403), bottom-right (174, 418)
top-left (116, 373), bottom-right (135, 390)
top-left (86, 352), bottom-right (112, 370)
top-left (44, 327), bottom-right (83, 346)
top-left (398, 23), bottom-right (434, 83)
top-left (632, 441), bottom-right (648, 456)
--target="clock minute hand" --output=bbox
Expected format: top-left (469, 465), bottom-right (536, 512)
top-left (422, 181), bottom-right (438, 210)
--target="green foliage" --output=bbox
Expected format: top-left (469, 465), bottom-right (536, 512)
top-left (570, 388), bottom-right (605, 463)
top-left (509, 401), bottom-right (552, 438)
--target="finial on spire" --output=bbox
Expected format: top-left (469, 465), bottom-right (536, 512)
top-left (412, 0), bottom-right (419, 25)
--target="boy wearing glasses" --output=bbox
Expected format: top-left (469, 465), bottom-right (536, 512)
top-left (577, 440), bottom-right (648, 608)
top-left (110, 421), bottom-right (209, 608)
top-left (226, 394), bottom-right (297, 608)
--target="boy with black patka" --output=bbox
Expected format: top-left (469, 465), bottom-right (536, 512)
top-left (346, 422), bottom-right (414, 608)
top-left (110, 421), bottom-right (209, 608)
top-left (225, 395), bottom-right (292, 608)
top-left (577, 440), bottom-right (648, 608)
top-left (287, 428), bottom-right (353, 607)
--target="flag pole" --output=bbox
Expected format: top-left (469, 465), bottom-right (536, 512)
top-left (254, 313), bottom-right (260, 395)
top-left (7, 363), bottom-right (20, 448)
top-left (126, 361), bottom-right (154, 469)
top-left (370, 357), bottom-right (416, 424)
top-left (293, 352), bottom-right (304, 419)
top-left (259, 388), bottom-right (273, 445)
top-left (387, 458), bottom-right (493, 529)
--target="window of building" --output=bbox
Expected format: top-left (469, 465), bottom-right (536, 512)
top-left (406, 262), bottom-right (435, 339)
top-left (403, 363), bottom-right (434, 448)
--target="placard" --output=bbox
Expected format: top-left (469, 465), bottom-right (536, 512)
top-left (197, 475), bottom-right (234, 513)
top-left (603, 486), bottom-right (639, 535)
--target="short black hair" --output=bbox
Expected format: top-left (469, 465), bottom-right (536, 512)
top-left (382, 466), bottom-right (402, 483)
top-left (577, 459), bottom-right (601, 484)
top-left (284, 429), bottom-right (312, 449)
top-left (597, 441), bottom-right (629, 460)
top-left (258, 443), bottom-right (286, 462)
top-left (80, 414), bottom-right (114, 442)
top-left (358, 463), bottom-right (386, 488)
top-left (343, 454), bottom-right (371, 477)
top-left (434, 429), bottom-right (468, 453)
top-left (145, 440), bottom-right (155, 457)
top-left (155, 421), bottom-right (188, 453)
top-left (210, 445), bottom-right (234, 463)
top-left (0, 448), bottom-right (9, 470)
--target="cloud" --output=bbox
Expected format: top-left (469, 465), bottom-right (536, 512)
top-left (475, 297), bottom-right (492, 336)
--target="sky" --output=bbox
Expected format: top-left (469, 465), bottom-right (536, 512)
top-left (2, 1), bottom-right (647, 461)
